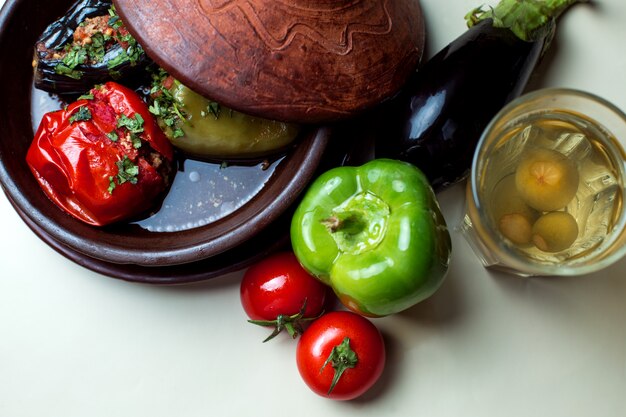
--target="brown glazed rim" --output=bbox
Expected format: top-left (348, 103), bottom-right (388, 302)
top-left (7, 191), bottom-right (293, 284)
top-left (0, 0), bottom-right (331, 268)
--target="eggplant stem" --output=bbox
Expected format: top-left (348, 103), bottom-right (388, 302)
top-left (466, 0), bottom-right (589, 43)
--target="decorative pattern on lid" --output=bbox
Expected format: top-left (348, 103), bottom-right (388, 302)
top-left (114, 0), bottom-right (425, 123)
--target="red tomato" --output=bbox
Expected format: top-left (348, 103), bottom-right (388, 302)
top-left (296, 311), bottom-right (385, 400)
top-left (240, 251), bottom-right (328, 341)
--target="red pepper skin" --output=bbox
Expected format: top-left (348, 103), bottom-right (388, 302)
top-left (26, 81), bottom-right (174, 226)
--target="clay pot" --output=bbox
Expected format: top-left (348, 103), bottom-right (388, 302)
top-left (0, 0), bottom-right (332, 275)
top-left (113, 0), bottom-right (426, 123)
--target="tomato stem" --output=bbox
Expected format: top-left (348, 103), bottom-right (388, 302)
top-left (247, 299), bottom-right (323, 343)
top-left (321, 337), bottom-right (358, 395)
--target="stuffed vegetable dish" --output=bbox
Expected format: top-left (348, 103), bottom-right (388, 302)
top-left (28, 0), bottom-right (304, 228)
top-left (3, 0), bottom-right (425, 270)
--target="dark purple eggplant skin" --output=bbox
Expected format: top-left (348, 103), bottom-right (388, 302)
top-left (33, 0), bottom-right (149, 95)
top-left (374, 19), bottom-right (546, 191)
top-left (36, 0), bottom-right (110, 51)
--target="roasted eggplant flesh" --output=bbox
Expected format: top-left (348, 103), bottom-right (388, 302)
top-left (33, 0), bottom-right (149, 95)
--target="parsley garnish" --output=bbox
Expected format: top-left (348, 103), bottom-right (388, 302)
top-left (117, 113), bottom-right (144, 134)
top-left (108, 156), bottom-right (139, 194)
top-left (106, 131), bottom-right (119, 142)
top-left (115, 113), bottom-right (144, 149)
top-left (78, 93), bottom-right (94, 100)
top-left (108, 8), bottom-right (122, 29)
top-left (106, 39), bottom-right (144, 69)
top-left (86, 32), bottom-right (107, 63)
top-left (54, 63), bottom-right (83, 80)
top-left (130, 134), bottom-right (142, 149)
top-left (69, 106), bottom-right (92, 123)
top-left (108, 176), bottom-right (116, 194)
top-left (116, 157), bottom-right (139, 184)
top-left (105, 7), bottom-right (144, 70)
top-left (53, 6), bottom-right (144, 80)
top-left (148, 68), bottom-right (187, 139)
top-left (54, 44), bottom-right (87, 79)
top-left (62, 45), bottom-right (87, 68)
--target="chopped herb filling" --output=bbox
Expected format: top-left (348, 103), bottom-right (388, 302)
top-left (148, 68), bottom-right (223, 139)
top-left (148, 68), bottom-right (187, 139)
top-left (106, 131), bottom-right (119, 142)
top-left (69, 106), bottom-right (92, 123)
top-left (117, 113), bottom-right (144, 134)
top-left (52, 6), bottom-right (144, 79)
top-left (108, 156), bottom-right (139, 194)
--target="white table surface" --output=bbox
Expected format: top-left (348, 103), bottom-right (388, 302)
top-left (1, 1), bottom-right (625, 416)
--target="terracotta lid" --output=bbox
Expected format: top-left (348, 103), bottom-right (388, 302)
top-left (113, 0), bottom-right (426, 123)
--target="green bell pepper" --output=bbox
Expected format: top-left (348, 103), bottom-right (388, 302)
top-left (167, 83), bottom-right (300, 159)
top-left (150, 72), bottom-right (300, 160)
top-left (290, 159), bottom-right (452, 317)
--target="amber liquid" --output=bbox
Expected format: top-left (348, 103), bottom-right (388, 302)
top-left (482, 110), bottom-right (624, 263)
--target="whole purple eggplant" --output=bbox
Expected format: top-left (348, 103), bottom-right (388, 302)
top-left (374, 0), bottom-right (587, 191)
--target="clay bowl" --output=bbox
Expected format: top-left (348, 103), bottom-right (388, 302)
top-left (5, 129), bottom-right (360, 284)
top-left (114, 0), bottom-right (426, 123)
top-left (0, 0), bottom-right (331, 270)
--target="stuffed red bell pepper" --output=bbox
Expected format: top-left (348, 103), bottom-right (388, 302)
top-left (26, 81), bottom-right (175, 226)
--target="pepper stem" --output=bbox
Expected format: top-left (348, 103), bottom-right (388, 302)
top-left (321, 212), bottom-right (365, 235)
top-left (320, 191), bottom-right (390, 255)
top-left (466, 0), bottom-right (588, 42)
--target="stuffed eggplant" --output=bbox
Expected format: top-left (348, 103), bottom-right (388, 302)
top-left (33, 0), bottom-right (149, 95)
